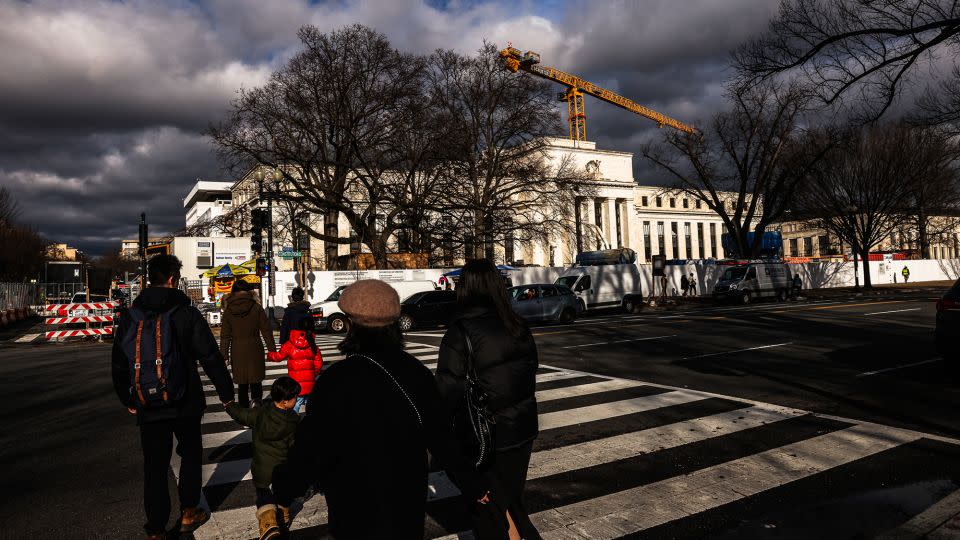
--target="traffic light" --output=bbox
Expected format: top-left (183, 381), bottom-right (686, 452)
top-left (255, 257), bottom-right (267, 277)
top-left (250, 209), bottom-right (264, 254)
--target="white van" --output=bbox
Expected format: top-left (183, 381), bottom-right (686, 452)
top-left (310, 280), bottom-right (438, 333)
top-left (554, 264), bottom-right (645, 313)
top-left (712, 262), bottom-right (792, 304)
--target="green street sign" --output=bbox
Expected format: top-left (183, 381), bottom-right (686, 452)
top-left (278, 251), bottom-right (302, 259)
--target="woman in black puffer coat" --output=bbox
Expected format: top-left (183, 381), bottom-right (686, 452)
top-left (436, 259), bottom-right (541, 539)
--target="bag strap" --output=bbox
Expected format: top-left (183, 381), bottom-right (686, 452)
top-left (350, 354), bottom-right (422, 427)
top-left (455, 320), bottom-right (479, 381)
top-left (134, 321), bottom-right (146, 405)
top-left (154, 318), bottom-right (169, 402)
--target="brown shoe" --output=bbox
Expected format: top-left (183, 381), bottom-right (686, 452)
top-left (179, 506), bottom-right (210, 533)
top-left (278, 505), bottom-right (291, 527)
top-left (145, 534), bottom-right (167, 540)
top-left (257, 505), bottom-right (280, 539)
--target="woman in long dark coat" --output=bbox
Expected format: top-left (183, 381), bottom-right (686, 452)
top-left (220, 280), bottom-right (276, 407)
top-left (436, 259), bottom-right (540, 539)
top-left (272, 279), bottom-right (488, 539)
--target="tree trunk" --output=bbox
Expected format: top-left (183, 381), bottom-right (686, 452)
top-left (917, 214), bottom-right (930, 259)
top-left (860, 249), bottom-right (873, 288)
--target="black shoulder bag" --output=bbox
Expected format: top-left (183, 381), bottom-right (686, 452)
top-left (455, 321), bottom-right (496, 468)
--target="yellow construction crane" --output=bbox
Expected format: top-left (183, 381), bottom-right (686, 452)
top-left (499, 46), bottom-right (696, 141)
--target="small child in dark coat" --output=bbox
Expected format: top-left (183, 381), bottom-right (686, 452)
top-left (226, 376), bottom-right (301, 540)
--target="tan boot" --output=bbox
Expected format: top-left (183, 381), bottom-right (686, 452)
top-left (179, 506), bottom-right (210, 533)
top-left (257, 504), bottom-right (280, 540)
top-left (278, 505), bottom-right (292, 527)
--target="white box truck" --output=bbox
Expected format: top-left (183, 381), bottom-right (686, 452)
top-left (554, 249), bottom-right (645, 313)
top-left (712, 262), bottom-right (792, 304)
top-left (310, 280), bottom-right (437, 333)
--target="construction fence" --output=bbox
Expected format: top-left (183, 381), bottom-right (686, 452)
top-left (0, 282), bottom-right (41, 327)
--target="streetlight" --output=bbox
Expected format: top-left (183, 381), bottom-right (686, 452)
top-left (846, 205), bottom-right (860, 291)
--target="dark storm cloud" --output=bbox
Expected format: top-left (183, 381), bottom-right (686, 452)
top-left (0, 0), bottom-right (778, 255)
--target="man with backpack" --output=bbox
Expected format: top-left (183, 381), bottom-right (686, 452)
top-left (111, 254), bottom-right (234, 539)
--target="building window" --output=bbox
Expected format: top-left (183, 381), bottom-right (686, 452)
top-left (710, 223), bottom-right (718, 258)
top-left (642, 196), bottom-right (648, 206)
top-left (669, 198), bottom-right (676, 208)
top-left (549, 245), bottom-right (556, 266)
top-left (789, 238), bottom-right (798, 257)
top-left (657, 221), bottom-right (665, 256)
top-left (615, 200), bottom-right (623, 248)
top-left (594, 200), bottom-right (604, 250)
top-left (803, 237), bottom-right (813, 257)
top-left (643, 221), bottom-right (651, 261)
top-left (671, 222), bottom-right (679, 259)
top-left (656, 197), bottom-right (662, 207)
top-left (682, 199), bottom-right (689, 209)
top-left (504, 222), bottom-right (515, 264)
top-left (818, 235), bottom-right (831, 256)
top-left (696, 200), bottom-right (702, 209)
top-left (684, 223), bottom-right (692, 259)
top-left (697, 223), bottom-right (705, 259)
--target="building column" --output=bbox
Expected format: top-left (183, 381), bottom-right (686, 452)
top-left (606, 198), bottom-right (618, 248)
top-left (583, 198), bottom-right (597, 251)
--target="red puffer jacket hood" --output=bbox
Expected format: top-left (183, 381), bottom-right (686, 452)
top-left (267, 330), bottom-right (323, 396)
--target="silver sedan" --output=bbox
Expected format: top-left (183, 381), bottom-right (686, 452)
top-left (509, 284), bottom-right (579, 324)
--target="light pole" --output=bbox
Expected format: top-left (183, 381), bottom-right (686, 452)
top-left (256, 169), bottom-right (277, 322)
top-left (846, 205), bottom-right (860, 291)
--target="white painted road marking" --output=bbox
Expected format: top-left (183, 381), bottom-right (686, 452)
top-left (682, 342), bottom-right (793, 360)
top-left (864, 308), bottom-right (923, 316)
top-left (562, 335), bottom-right (676, 349)
top-left (857, 358), bottom-right (941, 377)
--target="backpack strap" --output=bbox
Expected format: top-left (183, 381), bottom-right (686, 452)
top-left (154, 317), bottom-right (169, 403)
top-left (134, 321), bottom-right (147, 405)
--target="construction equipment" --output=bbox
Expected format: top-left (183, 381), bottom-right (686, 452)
top-left (499, 46), bottom-right (696, 141)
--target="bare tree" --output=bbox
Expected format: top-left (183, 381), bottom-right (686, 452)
top-left (643, 82), bottom-right (837, 258)
top-left (429, 44), bottom-right (594, 262)
top-left (0, 188), bottom-right (46, 281)
top-left (799, 124), bottom-right (923, 287)
top-left (734, 0), bottom-right (960, 124)
top-left (898, 126), bottom-right (960, 258)
top-left (210, 24), bottom-right (429, 268)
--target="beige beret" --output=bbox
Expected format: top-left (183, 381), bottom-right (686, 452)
top-left (338, 279), bottom-right (401, 327)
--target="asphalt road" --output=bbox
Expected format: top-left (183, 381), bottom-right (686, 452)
top-left (3, 290), bottom-right (959, 539)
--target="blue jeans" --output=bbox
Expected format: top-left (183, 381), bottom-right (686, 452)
top-left (294, 395), bottom-right (308, 413)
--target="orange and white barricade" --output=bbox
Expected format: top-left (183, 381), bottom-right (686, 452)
top-left (43, 302), bottom-right (117, 341)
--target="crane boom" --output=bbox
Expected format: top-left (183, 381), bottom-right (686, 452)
top-left (499, 46), bottom-right (696, 140)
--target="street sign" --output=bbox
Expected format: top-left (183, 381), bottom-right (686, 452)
top-left (278, 251), bottom-right (302, 259)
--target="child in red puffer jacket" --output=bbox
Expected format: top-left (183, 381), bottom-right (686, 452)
top-left (267, 328), bottom-right (322, 413)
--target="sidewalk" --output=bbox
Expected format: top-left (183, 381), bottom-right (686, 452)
top-left (0, 316), bottom-right (45, 344)
top-left (876, 488), bottom-right (960, 539)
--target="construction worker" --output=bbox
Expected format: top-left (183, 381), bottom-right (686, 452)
top-left (901, 265), bottom-right (911, 283)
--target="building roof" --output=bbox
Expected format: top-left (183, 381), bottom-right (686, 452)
top-left (183, 181), bottom-right (234, 208)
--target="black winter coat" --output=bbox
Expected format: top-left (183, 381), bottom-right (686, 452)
top-left (436, 304), bottom-right (539, 451)
top-left (111, 287), bottom-right (234, 425)
top-left (273, 348), bottom-right (487, 539)
top-left (279, 300), bottom-right (311, 345)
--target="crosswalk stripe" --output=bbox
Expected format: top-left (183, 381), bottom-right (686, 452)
top-left (530, 424), bottom-right (920, 538)
top-left (538, 390), bottom-right (710, 431)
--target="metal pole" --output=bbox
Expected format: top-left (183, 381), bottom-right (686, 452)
top-left (139, 213), bottom-right (147, 292)
top-left (266, 186), bottom-right (276, 322)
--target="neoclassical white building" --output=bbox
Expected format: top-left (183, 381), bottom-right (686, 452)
top-left (184, 138), bottom-right (738, 270)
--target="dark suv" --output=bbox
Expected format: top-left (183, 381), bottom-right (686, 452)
top-left (398, 290), bottom-right (457, 331)
top-left (936, 278), bottom-right (960, 361)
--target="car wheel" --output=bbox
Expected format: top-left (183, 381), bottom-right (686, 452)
top-left (559, 308), bottom-right (575, 324)
top-left (328, 314), bottom-right (349, 334)
top-left (741, 291), bottom-right (752, 304)
top-left (398, 314), bottom-right (414, 332)
top-left (776, 289), bottom-right (787, 302)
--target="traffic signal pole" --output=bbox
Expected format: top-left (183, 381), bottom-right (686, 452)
top-left (266, 192), bottom-right (275, 323)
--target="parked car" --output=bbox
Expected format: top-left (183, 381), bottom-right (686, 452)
top-left (69, 292), bottom-right (109, 304)
top-left (712, 262), bottom-right (792, 304)
top-left (509, 284), bottom-right (578, 324)
top-left (397, 290), bottom-right (457, 332)
top-left (312, 280), bottom-right (437, 333)
top-left (935, 278), bottom-right (960, 362)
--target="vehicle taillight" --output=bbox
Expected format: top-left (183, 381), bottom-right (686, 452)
top-left (937, 298), bottom-right (958, 313)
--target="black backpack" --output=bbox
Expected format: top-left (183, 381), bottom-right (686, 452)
top-left (121, 306), bottom-right (187, 408)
